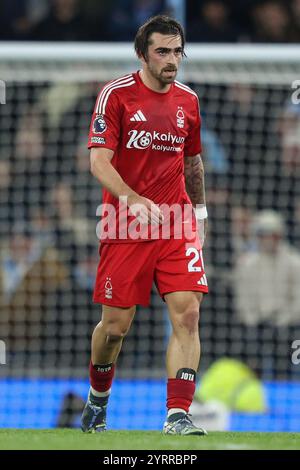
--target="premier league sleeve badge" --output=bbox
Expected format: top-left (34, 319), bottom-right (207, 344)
top-left (93, 114), bottom-right (107, 134)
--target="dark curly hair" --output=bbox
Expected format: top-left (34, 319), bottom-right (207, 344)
top-left (134, 15), bottom-right (186, 61)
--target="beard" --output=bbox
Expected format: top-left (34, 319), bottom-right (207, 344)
top-left (148, 64), bottom-right (178, 85)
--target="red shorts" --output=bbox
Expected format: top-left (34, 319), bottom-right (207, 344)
top-left (93, 234), bottom-right (208, 307)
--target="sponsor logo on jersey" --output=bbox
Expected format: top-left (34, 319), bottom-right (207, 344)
top-left (176, 106), bottom-right (185, 128)
top-left (130, 109), bottom-right (147, 122)
top-left (93, 114), bottom-right (107, 134)
top-left (127, 130), bottom-right (152, 149)
top-left (91, 136), bottom-right (106, 144)
top-left (105, 277), bottom-right (112, 299)
top-left (126, 130), bottom-right (184, 152)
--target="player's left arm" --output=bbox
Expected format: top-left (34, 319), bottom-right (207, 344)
top-left (184, 153), bottom-right (206, 206)
top-left (184, 153), bottom-right (208, 246)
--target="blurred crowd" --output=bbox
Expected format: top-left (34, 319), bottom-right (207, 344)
top-left (1, 0), bottom-right (300, 43)
top-left (1, 0), bottom-right (300, 377)
top-left (198, 81), bottom-right (300, 379)
top-left (0, 80), bottom-right (101, 370)
top-left (0, 77), bottom-right (171, 372)
top-left (0, 75), bottom-right (300, 378)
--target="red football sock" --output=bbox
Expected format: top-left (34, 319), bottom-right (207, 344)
top-left (89, 360), bottom-right (115, 393)
top-left (167, 378), bottom-right (196, 413)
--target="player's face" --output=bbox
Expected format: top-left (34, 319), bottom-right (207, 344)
top-left (144, 33), bottom-right (183, 86)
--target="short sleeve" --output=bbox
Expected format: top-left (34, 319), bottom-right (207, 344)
top-left (184, 96), bottom-right (202, 157)
top-left (88, 86), bottom-right (121, 151)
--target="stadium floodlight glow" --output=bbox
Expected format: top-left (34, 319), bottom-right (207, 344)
top-left (0, 80), bottom-right (5, 104)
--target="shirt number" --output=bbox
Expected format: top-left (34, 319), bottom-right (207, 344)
top-left (186, 247), bottom-right (202, 272)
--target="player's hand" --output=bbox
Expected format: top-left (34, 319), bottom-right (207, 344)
top-left (127, 194), bottom-right (164, 225)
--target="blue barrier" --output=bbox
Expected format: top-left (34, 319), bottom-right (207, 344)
top-left (0, 378), bottom-right (299, 431)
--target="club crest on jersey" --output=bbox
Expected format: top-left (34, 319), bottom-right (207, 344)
top-left (93, 114), bottom-right (107, 134)
top-left (176, 107), bottom-right (185, 128)
top-left (105, 277), bottom-right (112, 299)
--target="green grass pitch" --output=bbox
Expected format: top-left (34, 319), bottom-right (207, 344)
top-left (0, 430), bottom-right (300, 450)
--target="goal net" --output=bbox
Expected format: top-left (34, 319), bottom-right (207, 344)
top-left (0, 43), bottom-right (300, 432)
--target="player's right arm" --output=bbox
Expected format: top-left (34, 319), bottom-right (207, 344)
top-left (90, 147), bottom-right (163, 224)
top-left (89, 83), bottom-right (162, 224)
top-left (90, 147), bottom-right (135, 201)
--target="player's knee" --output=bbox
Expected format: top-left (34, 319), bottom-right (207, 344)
top-left (105, 323), bottom-right (130, 342)
top-left (177, 308), bottom-right (200, 334)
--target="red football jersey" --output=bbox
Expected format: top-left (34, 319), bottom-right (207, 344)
top-left (88, 71), bottom-right (202, 242)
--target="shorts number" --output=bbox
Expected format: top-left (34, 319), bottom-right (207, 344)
top-left (186, 247), bottom-right (202, 272)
